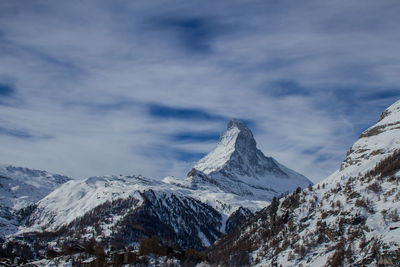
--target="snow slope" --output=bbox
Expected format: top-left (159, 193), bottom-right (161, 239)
top-left (0, 165), bottom-right (71, 237)
top-left (23, 172), bottom-right (264, 245)
top-left (163, 174), bottom-right (268, 217)
top-left (328, 99), bottom-right (400, 182)
top-left (23, 175), bottom-right (160, 231)
top-left (22, 175), bottom-right (223, 249)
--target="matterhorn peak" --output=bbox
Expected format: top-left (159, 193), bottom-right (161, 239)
top-left (191, 119), bottom-right (312, 198)
top-left (193, 119), bottom-right (256, 175)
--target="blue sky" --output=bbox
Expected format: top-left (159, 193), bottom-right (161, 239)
top-left (1, 1), bottom-right (400, 182)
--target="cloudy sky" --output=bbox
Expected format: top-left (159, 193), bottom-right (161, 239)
top-left (1, 1), bottom-right (400, 182)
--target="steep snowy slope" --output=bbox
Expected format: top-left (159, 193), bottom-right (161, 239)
top-left (22, 175), bottom-right (223, 249)
top-left (171, 119), bottom-right (311, 200)
top-left (24, 175), bottom-right (164, 231)
top-left (209, 100), bottom-right (400, 267)
top-left (22, 174), bottom-right (264, 249)
top-left (0, 165), bottom-right (71, 237)
top-left (332, 99), bottom-right (400, 180)
top-left (164, 173), bottom-right (267, 220)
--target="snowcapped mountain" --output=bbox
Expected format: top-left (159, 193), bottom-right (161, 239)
top-left (20, 172), bottom-right (271, 251)
top-left (0, 165), bottom-right (71, 237)
top-left (24, 175), bottom-right (164, 231)
top-left (180, 119), bottom-right (311, 199)
top-left (208, 100), bottom-right (400, 266)
top-left (24, 173), bottom-right (264, 244)
top-left (8, 119), bottom-right (310, 252)
top-left (23, 175), bottom-right (222, 249)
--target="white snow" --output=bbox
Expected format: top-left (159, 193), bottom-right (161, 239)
top-left (324, 99), bottom-right (400, 184)
top-left (0, 165), bottom-right (71, 237)
top-left (20, 176), bottom-right (166, 232)
top-left (0, 165), bottom-right (71, 211)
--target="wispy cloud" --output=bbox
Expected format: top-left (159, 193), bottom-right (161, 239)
top-left (0, 0), bottom-right (400, 182)
top-left (264, 80), bottom-right (311, 97)
top-left (0, 126), bottom-right (39, 139)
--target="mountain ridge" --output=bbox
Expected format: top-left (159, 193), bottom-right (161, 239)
top-left (3, 98), bottom-right (400, 266)
top-left (0, 165), bottom-right (71, 237)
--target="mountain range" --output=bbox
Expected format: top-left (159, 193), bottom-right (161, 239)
top-left (0, 118), bottom-right (311, 262)
top-left (1, 99), bottom-right (400, 266)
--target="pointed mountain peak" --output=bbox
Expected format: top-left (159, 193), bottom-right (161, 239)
top-left (190, 119), bottom-right (311, 197)
top-left (227, 118), bottom-right (248, 131)
top-left (192, 119), bottom-right (257, 175)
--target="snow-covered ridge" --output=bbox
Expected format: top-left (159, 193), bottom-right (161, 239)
top-left (24, 175), bottom-right (173, 231)
top-left (23, 174), bottom-right (225, 249)
top-left (0, 165), bottom-right (71, 209)
top-left (378, 99), bottom-right (400, 123)
top-left (329, 99), bottom-right (400, 183)
top-left (0, 165), bottom-right (71, 237)
top-left (26, 172), bottom-right (268, 236)
top-left (194, 122), bottom-right (240, 174)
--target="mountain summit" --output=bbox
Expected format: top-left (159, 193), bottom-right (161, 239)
top-left (188, 119), bottom-right (312, 199)
top-left (192, 118), bottom-right (257, 175)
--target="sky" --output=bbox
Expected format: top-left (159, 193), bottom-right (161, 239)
top-left (1, 1), bottom-right (400, 183)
